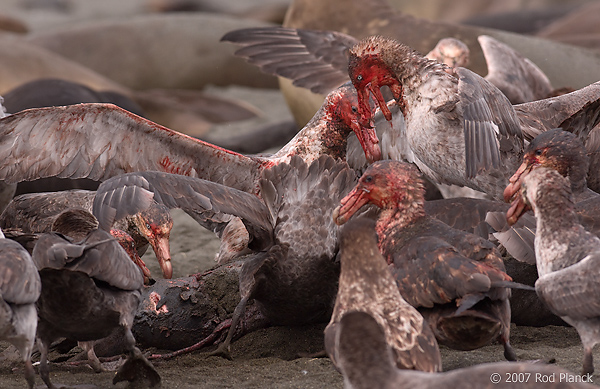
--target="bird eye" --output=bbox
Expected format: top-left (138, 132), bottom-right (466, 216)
top-left (534, 149), bottom-right (543, 156)
top-left (146, 223), bottom-right (151, 230)
top-left (357, 75), bottom-right (363, 82)
top-left (351, 106), bottom-right (358, 113)
top-left (364, 175), bottom-right (373, 183)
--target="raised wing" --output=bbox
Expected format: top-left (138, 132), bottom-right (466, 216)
top-left (479, 35), bottom-right (553, 104)
top-left (457, 67), bottom-right (523, 178)
top-left (259, 155), bottom-right (356, 258)
top-left (515, 81), bottom-right (600, 140)
top-left (0, 103), bottom-right (265, 194)
top-left (222, 27), bottom-right (356, 95)
top-left (96, 171), bottom-right (274, 251)
top-left (93, 180), bottom-right (155, 232)
top-left (486, 210), bottom-right (536, 265)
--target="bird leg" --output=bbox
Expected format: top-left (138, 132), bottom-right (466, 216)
top-left (582, 345), bottom-right (594, 376)
top-left (209, 295), bottom-right (250, 360)
top-left (23, 358), bottom-right (35, 389)
top-left (501, 336), bottom-right (517, 361)
top-left (78, 341), bottom-right (105, 372)
top-left (113, 325), bottom-right (161, 387)
top-left (37, 338), bottom-right (58, 389)
top-left (209, 251), bottom-right (268, 360)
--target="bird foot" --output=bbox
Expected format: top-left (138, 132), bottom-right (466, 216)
top-left (64, 355), bottom-right (124, 371)
top-left (297, 349), bottom-right (327, 358)
top-left (504, 344), bottom-right (518, 362)
top-left (113, 347), bottom-right (161, 388)
top-left (207, 343), bottom-right (232, 361)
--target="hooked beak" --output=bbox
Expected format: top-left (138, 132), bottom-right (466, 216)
top-left (132, 255), bottom-right (152, 284)
top-left (357, 81), bottom-right (394, 129)
top-left (150, 236), bottom-right (173, 279)
top-left (351, 117), bottom-right (382, 163)
top-left (503, 161), bottom-right (533, 203)
top-left (332, 185), bottom-right (372, 225)
top-left (506, 192), bottom-right (530, 226)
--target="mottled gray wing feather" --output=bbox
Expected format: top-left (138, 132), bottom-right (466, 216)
top-left (515, 81), bottom-right (600, 141)
top-left (0, 103), bottom-right (265, 193)
top-left (0, 238), bottom-right (41, 304)
top-left (457, 68), bottom-right (523, 178)
top-left (535, 252), bottom-right (600, 320)
top-left (556, 98), bottom-right (600, 141)
top-left (222, 27), bottom-right (357, 95)
top-left (479, 35), bottom-right (552, 104)
top-left (94, 177), bottom-right (156, 232)
top-left (32, 230), bottom-right (144, 291)
top-left (98, 171), bottom-right (274, 250)
top-left (486, 210), bottom-right (537, 265)
top-left (259, 155), bottom-right (356, 257)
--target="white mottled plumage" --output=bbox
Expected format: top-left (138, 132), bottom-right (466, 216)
top-left (515, 167), bottom-right (600, 375)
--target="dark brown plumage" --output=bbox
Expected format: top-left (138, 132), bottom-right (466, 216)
top-left (95, 155), bottom-right (357, 359)
top-left (32, 221), bottom-right (160, 388)
top-left (325, 217), bottom-right (441, 372)
top-left (333, 160), bottom-right (518, 360)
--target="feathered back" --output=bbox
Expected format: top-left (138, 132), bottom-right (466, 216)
top-left (32, 229), bottom-right (143, 291)
top-left (0, 235), bottom-right (41, 304)
top-left (259, 155), bottom-right (357, 259)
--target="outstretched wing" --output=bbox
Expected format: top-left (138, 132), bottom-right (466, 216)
top-left (479, 35), bottom-right (553, 104)
top-left (457, 67), bottom-right (523, 178)
top-left (96, 171), bottom-right (274, 250)
top-left (515, 81), bottom-right (600, 140)
top-left (222, 27), bottom-right (357, 95)
top-left (0, 103), bottom-right (265, 193)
